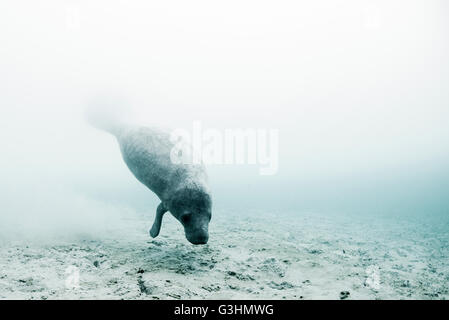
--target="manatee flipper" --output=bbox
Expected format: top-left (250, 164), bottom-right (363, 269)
top-left (150, 202), bottom-right (167, 238)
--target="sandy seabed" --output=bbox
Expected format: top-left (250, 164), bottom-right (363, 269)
top-left (0, 210), bottom-right (448, 300)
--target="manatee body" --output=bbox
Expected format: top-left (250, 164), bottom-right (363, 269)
top-left (89, 114), bottom-right (212, 245)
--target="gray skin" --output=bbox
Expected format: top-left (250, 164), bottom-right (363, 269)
top-left (110, 125), bottom-right (212, 245)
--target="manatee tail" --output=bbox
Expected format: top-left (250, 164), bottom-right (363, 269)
top-left (84, 98), bottom-right (128, 136)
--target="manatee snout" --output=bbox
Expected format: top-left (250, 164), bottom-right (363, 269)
top-left (185, 227), bottom-right (209, 245)
top-left (178, 209), bottom-right (211, 245)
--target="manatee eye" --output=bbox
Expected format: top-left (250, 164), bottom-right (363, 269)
top-left (180, 213), bottom-right (191, 225)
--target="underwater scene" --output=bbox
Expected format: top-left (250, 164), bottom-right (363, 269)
top-left (0, 0), bottom-right (448, 300)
